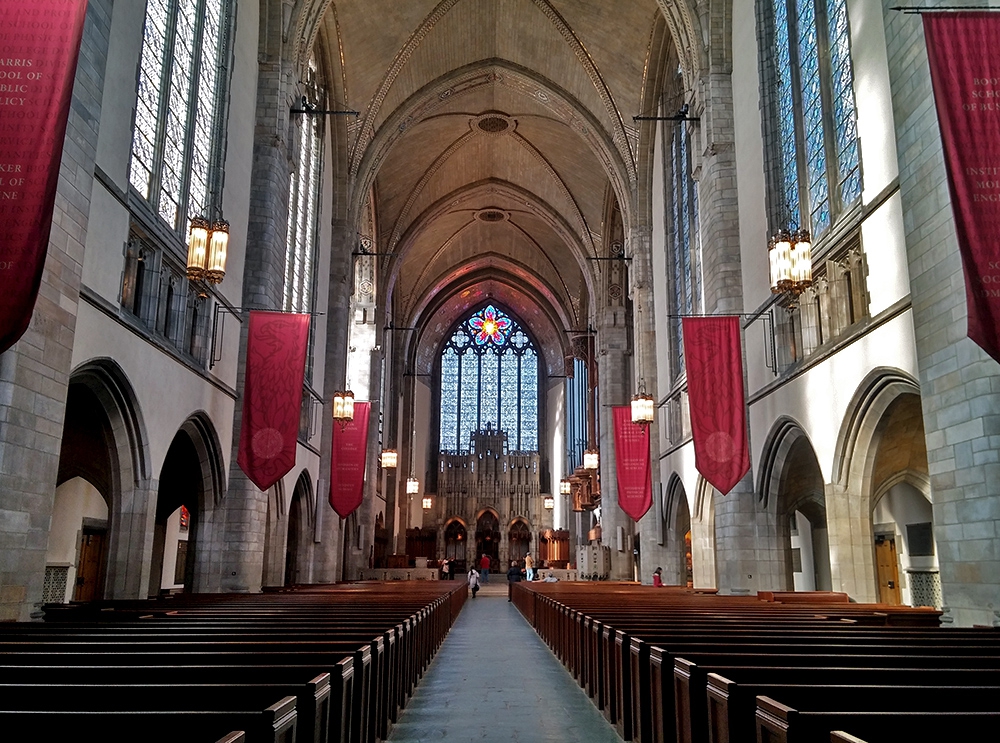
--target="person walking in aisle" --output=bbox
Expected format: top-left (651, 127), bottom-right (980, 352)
top-left (468, 566), bottom-right (481, 598)
top-left (506, 560), bottom-right (521, 601)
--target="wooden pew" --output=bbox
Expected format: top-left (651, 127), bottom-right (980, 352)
top-left (755, 695), bottom-right (1000, 743)
top-left (707, 674), bottom-right (1000, 743)
top-left (0, 695), bottom-right (297, 743)
top-left (0, 581), bottom-right (466, 743)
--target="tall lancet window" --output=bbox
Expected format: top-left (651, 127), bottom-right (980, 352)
top-left (759, 0), bottom-right (861, 236)
top-left (439, 305), bottom-right (539, 453)
top-left (130, 0), bottom-right (233, 233)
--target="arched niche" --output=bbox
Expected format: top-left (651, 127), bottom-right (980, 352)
top-left (761, 421), bottom-right (832, 592)
top-left (662, 476), bottom-right (692, 586)
top-left (285, 471), bottom-right (315, 585)
top-left (56, 360), bottom-right (150, 600)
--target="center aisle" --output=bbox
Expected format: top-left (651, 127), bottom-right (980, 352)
top-left (387, 581), bottom-right (623, 742)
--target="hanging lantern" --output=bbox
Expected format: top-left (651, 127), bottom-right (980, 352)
top-left (381, 449), bottom-right (398, 468)
top-left (790, 228), bottom-right (813, 291)
top-left (186, 216), bottom-right (210, 280)
top-left (630, 392), bottom-right (655, 426)
top-left (332, 390), bottom-right (355, 427)
top-left (205, 219), bottom-right (229, 285)
top-left (559, 479), bottom-right (572, 495)
top-left (407, 477), bottom-right (420, 494)
top-left (543, 495), bottom-right (555, 510)
top-left (583, 448), bottom-right (600, 470)
top-left (768, 228), bottom-right (793, 294)
top-left (422, 495), bottom-right (433, 510)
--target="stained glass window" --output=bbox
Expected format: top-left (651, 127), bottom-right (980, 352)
top-left (762, 0), bottom-right (861, 238)
top-left (284, 60), bottom-right (324, 380)
top-left (130, 0), bottom-right (232, 234)
top-left (439, 305), bottom-right (539, 453)
top-left (664, 81), bottom-right (700, 379)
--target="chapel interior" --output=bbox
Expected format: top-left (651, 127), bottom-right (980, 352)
top-left (1, 0), bottom-right (997, 639)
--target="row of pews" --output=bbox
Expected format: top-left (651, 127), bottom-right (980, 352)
top-left (0, 581), bottom-right (466, 742)
top-left (511, 583), bottom-right (1000, 743)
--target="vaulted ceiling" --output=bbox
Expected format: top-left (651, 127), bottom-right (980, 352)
top-left (310, 0), bottom-right (681, 373)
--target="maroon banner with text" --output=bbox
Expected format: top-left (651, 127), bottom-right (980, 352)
top-left (924, 13), bottom-right (1000, 363)
top-left (682, 317), bottom-right (749, 495)
top-left (613, 405), bottom-right (652, 521)
top-left (330, 401), bottom-right (371, 518)
top-left (0, 0), bottom-right (89, 353)
top-left (237, 312), bottom-right (310, 491)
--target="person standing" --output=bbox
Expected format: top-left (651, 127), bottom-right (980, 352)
top-left (467, 566), bottom-right (481, 598)
top-left (506, 560), bottom-right (521, 601)
top-left (479, 553), bottom-right (491, 583)
top-left (524, 552), bottom-right (535, 582)
top-left (440, 558), bottom-right (450, 581)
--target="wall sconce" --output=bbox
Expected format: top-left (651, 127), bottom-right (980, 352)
top-left (332, 390), bottom-right (355, 427)
top-left (381, 449), bottom-right (398, 468)
top-left (583, 448), bottom-right (600, 470)
top-left (560, 479), bottom-right (572, 495)
top-left (543, 495), bottom-right (555, 510)
top-left (768, 228), bottom-right (812, 306)
top-left (187, 217), bottom-right (229, 285)
top-left (422, 495), bottom-right (433, 510)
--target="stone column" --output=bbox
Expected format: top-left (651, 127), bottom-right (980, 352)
top-left (596, 307), bottom-right (634, 580)
top-left (311, 220), bottom-right (353, 583)
top-left (201, 44), bottom-right (298, 592)
top-left (882, 1), bottom-right (1000, 626)
top-left (0, 0), bottom-right (113, 621)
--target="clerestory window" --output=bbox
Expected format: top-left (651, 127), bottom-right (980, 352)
top-left (439, 305), bottom-right (539, 453)
top-left (664, 95), bottom-right (701, 380)
top-left (129, 0), bottom-right (233, 234)
top-left (285, 59), bottom-right (324, 383)
top-left (759, 0), bottom-right (861, 237)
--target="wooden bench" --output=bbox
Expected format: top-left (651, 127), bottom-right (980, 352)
top-left (755, 695), bottom-right (1000, 743)
top-left (0, 694), bottom-right (297, 743)
top-left (0, 581), bottom-right (466, 743)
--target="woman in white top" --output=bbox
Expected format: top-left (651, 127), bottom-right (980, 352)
top-left (467, 567), bottom-right (481, 597)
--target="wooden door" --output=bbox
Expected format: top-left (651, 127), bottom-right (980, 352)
top-left (74, 529), bottom-right (106, 602)
top-left (875, 534), bottom-right (901, 605)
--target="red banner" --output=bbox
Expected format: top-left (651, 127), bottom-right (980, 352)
top-left (330, 401), bottom-right (370, 518)
top-left (236, 312), bottom-right (310, 491)
top-left (0, 1), bottom-right (88, 353)
top-left (924, 13), bottom-right (1000, 363)
top-left (613, 405), bottom-right (651, 521)
top-left (682, 317), bottom-right (749, 495)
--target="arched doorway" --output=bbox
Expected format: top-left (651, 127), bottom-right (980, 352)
top-left (444, 519), bottom-right (467, 574)
top-left (508, 519), bottom-right (531, 563)
top-left (150, 431), bottom-right (203, 594)
top-left (475, 510), bottom-right (500, 573)
top-left (868, 393), bottom-right (937, 607)
top-left (51, 381), bottom-right (117, 602)
top-left (663, 477), bottom-right (692, 586)
top-left (776, 436), bottom-right (832, 592)
top-left (285, 471), bottom-right (314, 585)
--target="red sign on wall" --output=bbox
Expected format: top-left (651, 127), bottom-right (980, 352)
top-left (330, 402), bottom-right (371, 518)
top-left (682, 317), bottom-right (750, 495)
top-left (613, 405), bottom-right (652, 521)
top-left (236, 312), bottom-right (311, 491)
top-left (0, 1), bottom-right (89, 353)
top-left (924, 13), bottom-right (1000, 363)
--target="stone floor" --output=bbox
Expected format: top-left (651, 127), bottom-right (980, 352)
top-left (387, 581), bottom-right (623, 742)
